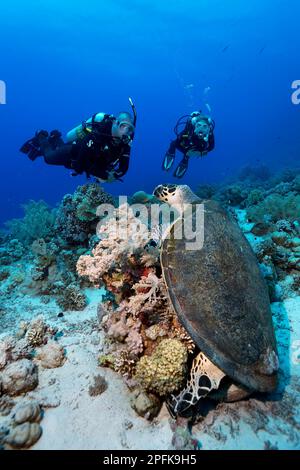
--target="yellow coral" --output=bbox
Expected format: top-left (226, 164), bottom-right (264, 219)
top-left (135, 339), bottom-right (188, 396)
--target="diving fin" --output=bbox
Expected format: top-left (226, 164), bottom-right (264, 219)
top-left (173, 158), bottom-right (189, 178)
top-left (20, 130), bottom-right (49, 161)
top-left (20, 138), bottom-right (42, 161)
top-left (162, 152), bottom-right (175, 171)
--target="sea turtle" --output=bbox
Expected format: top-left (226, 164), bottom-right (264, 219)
top-left (153, 184), bottom-right (278, 416)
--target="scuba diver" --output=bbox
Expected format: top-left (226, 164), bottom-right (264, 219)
top-left (20, 98), bottom-right (137, 183)
top-left (162, 111), bottom-right (215, 178)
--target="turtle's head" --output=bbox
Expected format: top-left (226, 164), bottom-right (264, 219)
top-left (153, 184), bottom-right (177, 202)
top-left (153, 184), bottom-right (199, 206)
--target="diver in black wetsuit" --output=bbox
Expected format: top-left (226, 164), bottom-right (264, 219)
top-left (20, 103), bottom-right (137, 183)
top-left (162, 111), bottom-right (215, 178)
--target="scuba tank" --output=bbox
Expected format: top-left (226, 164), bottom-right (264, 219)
top-left (66, 98), bottom-right (137, 143)
top-left (66, 112), bottom-right (106, 143)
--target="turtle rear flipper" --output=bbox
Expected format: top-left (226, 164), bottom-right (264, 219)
top-left (166, 352), bottom-right (225, 417)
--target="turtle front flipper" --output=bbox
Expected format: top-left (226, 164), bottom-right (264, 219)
top-left (166, 352), bottom-right (225, 417)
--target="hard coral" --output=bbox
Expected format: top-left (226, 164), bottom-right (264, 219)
top-left (135, 339), bottom-right (188, 396)
top-left (56, 283), bottom-right (87, 311)
top-left (113, 350), bottom-right (137, 378)
top-left (55, 183), bottom-right (114, 245)
top-left (247, 193), bottom-right (300, 224)
top-left (0, 239), bottom-right (25, 265)
top-left (25, 317), bottom-right (47, 347)
top-left (77, 202), bottom-right (158, 286)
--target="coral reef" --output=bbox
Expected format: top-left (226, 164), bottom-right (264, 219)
top-left (0, 165), bottom-right (299, 446)
top-left (195, 184), bottom-right (216, 199)
top-left (77, 202), bottom-right (157, 287)
top-left (247, 193), bottom-right (300, 224)
top-left (0, 183), bottom-right (114, 313)
top-left (26, 317), bottom-right (48, 346)
top-left (56, 283), bottom-right (87, 311)
top-left (55, 183), bottom-right (114, 245)
top-left (134, 339), bottom-right (188, 396)
top-left (238, 164), bottom-right (272, 183)
top-left (5, 200), bottom-right (56, 245)
top-left (0, 315), bottom-right (60, 449)
top-left (76, 202), bottom-right (197, 411)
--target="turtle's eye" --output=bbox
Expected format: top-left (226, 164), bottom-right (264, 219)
top-left (167, 185), bottom-right (177, 194)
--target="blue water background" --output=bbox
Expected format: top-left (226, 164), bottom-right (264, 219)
top-left (0, 0), bottom-right (299, 224)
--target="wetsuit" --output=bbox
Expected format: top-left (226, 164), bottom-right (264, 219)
top-left (163, 120), bottom-right (215, 178)
top-left (39, 116), bottom-right (131, 180)
top-left (168, 127), bottom-right (215, 156)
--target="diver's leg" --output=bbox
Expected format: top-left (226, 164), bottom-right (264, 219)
top-left (48, 130), bottom-right (64, 149)
top-left (42, 143), bottom-right (74, 167)
top-left (173, 154), bottom-right (189, 178)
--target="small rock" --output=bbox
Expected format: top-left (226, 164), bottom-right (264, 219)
top-left (36, 341), bottom-right (65, 369)
top-left (5, 422), bottom-right (42, 449)
top-left (28, 392), bottom-right (61, 409)
top-left (13, 401), bottom-right (42, 424)
top-left (57, 312), bottom-right (64, 318)
top-left (0, 359), bottom-right (38, 396)
top-left (130, 390), bottom-right (162, 419)
top-left (251, 222), bottom-right (271, 236)
top-left (123, 420), bottom-right (133, 430)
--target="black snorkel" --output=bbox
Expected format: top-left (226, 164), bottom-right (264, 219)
top-left (129, 96), bottom-right (137, 127)
top-left (118, 97), bottom-right (137, 145)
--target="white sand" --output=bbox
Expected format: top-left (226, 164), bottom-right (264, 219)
top-left (1, 234), bottom-right (299, 449)
top-left (26, 292), bottom-right (299, 450)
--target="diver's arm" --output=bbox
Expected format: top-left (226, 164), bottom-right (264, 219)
top-left (112, 147), bottom-right (130, 179)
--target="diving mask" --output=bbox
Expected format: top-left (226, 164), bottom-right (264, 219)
top-left (194, 121), bottom-right (210, 141)
top-left (117, 120), bottom-right (135, 137)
